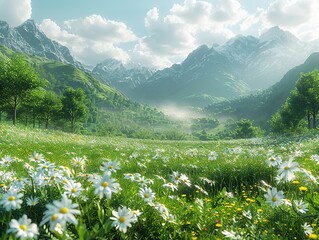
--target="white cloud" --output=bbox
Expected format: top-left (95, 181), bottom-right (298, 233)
top-left (0, 0), bottom-right (32, 27)
top-left (64, 15), bottom-right (136, 43)
top-left (131, 0), bottom-right (247, 68)
top-left (39, 16), bottom-right (133, 66)
top-left (241, 0), bottom-right (319, 42)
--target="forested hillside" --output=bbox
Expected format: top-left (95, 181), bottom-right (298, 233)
top-left (0, 45), bottom-right (187, 139)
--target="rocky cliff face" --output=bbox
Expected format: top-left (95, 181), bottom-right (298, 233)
top-left (0, 19), bottom-right (83, 69)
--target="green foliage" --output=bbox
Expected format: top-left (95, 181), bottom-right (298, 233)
top-left (0, 54), bottom-right (45, 125)
top-left (61, 88), bottom-right (88, 133)
top-left (271, 70), bottom-right (319, 134)
top-left (232, 119), bottom-right (264, 139)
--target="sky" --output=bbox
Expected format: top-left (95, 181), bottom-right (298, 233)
top-left (0, 0), bottom-right (318, 69)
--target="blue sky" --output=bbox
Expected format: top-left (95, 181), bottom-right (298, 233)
top-left (0, 0), bottom-right (318, 68)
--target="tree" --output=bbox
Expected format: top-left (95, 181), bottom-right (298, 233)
top-left (272, 70), bottom-right (319, 133)
top-left (0, 55), bottom-right (44, 125)
top-left (295, 70), bottom-right (319, 128)
top-left (61, 88), bottom-right (88, 132)
top-left (233, 119), bottom-right (264, 139)
top-left (40, 91), bottom-right (62, 129)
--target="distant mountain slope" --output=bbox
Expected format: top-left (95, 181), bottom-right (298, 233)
top-left (129, 27), bottom-right (313, 107)
top-left (206, 52), bottom-right (319, 127)
top-left (132, 45), bottom-right (250, 107)
top-left (91, 58), bottom-right (154, 96)
top-left (0, 19), bottom-right (83, 69)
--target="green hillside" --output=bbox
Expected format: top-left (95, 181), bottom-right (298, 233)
top-left (0, 45), bottom-right (186, 139)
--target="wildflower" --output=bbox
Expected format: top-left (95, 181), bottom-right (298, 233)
top-left (171, 171), bottom-right (181, 184)
top-left (26, 196), bottom-right (39, 206)
top-left (208, 151), bottom-right (218, 161)
top-left (40, 194), bottom-right (80, 232)
top-left (309, 233), bottom-right (318, 239)
top-left (63, 179), bottom-right (83, 198)
top-left (94, 172), bottom-right (120, 199)
top-left (130, 209), bottom-right (142, 223)
top-left (162, 182), bottom-right (178, 191)
top-left (7, 215), bottom-right (39, 239)
top-left (0, 189), bottom-right (23, 211)
top-left (194, 185), bottom-right (208, 195)
top-left (294, 200), bottom-right (308, 214)
top-left (139, 187), bottom-right (155, 203)
top-left (0, 155), bottom-right (14, 167)
top-left (179, 174), bottom-right (191, 187)
top-left (277, 158), bottom-right (299, 182)
top-left (299, 186), bottom-right (308, 192)
top-left (225, 191), bottom-right (234, 198)
top-left (243, 210), bottom-right (252, 220)
top-left (154, 202), bottom-right (170, 219)
top-left (71, 156), bottom-right (86, 168)
top-left (186, 148), bottom-right (198, 157)
top-left (137, 176), bottom-right (154, 187)
top-left (264, 187), bottom-right (284, 208)
top-left (266, 155), bottom-right (282, 167)
top-left (29, 151), bottom-right (45, 162)
top-left (100, 160), bottom-right (120, 173)
top-left (222, 229), bottom-right (242, 239)
top-left (110, 206), bottom-right (135, 233)
top-left (301, 223), bottom-right (313, 236)
top-left (311, 155), bottom-right (319, 164)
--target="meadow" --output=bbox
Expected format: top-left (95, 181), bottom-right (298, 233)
top-left (1, 123), bottom-right (319, 239)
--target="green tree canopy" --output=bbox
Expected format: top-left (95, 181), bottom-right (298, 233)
top-left (0, 54), bottom-right (44, 125)
top-left (61, 88), bottom-right (88, 132)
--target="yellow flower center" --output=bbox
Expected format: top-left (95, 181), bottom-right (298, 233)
top-left (9, 196), bottom-right (15, 201)
top-left (144, 193), bottom-right (149, 198)
top-left (271, 157), bottom-right (275, 161)
top-left (35, 156), bottom-right (39, 160)
top-left (51, 214), bottom-right (57, 221)
top-left (18, 178), bottom-right (22, 181)
top-left (119, 216), bottom-right (125, 223)
top-left (298, 206), bottom-right (301, 209)
top-left (60, 207), bottom-right (69, 214)
top-left (284, 166), bottom-right (290, 170)
top-left (108, 166), bottom-right (113, 169)
top-left (102, 182), bottom-right (108, 187)
top-left (271, 197), bottom-right (277, 202)
top-left (71, 188), bottom-right (77, 193)
top-left (20, 224), bottom-right (27, 231)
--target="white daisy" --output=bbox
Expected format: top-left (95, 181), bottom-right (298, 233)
top-left (110, 206), bottom-right (135, 233)
top-left (7, 214), bottom-right (39, 239)
top-left (0, 189), bottom-right (23, 211)
top-left (264, 187), bottom-right (284, 208)
top-left (94, 172), bottom-right (120, 199)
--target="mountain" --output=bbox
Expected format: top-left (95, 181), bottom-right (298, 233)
top-left (131, 44), bottom-right (250, 107)
top-left (129, 27), bottom-right (314, 107)
top-left (91, 58), bottom-right (154, 96)
top-left (0, 19), bottom-right (83, 69)
top-left (205, 52), bottom-right (319, 128)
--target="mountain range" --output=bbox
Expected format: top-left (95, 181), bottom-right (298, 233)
top-left (2, 19), bottom-right (318, 109)
top-left (129, 26), bottom-right (318, 107)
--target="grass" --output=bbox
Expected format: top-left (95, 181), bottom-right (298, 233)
top-left (1, 123), bottom-right (319, 239)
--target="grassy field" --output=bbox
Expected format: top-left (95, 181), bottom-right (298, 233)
top-left (1, 123), bottom-right (319, 239)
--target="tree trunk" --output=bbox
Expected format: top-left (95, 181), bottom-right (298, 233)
top-left (45, 118), bottom-right (49, 129)
top-left (308, 111), bottom-right (311, 129)
top-left (13, 102), bottom-right (17, 125)
top-left (313, 112), bottom-right (317, 129)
